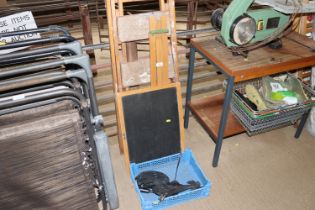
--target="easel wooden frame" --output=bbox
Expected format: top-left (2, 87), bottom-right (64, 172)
top-left (105, 0), bottom-right (185, 171)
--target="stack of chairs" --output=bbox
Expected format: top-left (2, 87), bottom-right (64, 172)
top-left (0, 26), bottom-right (119, 210)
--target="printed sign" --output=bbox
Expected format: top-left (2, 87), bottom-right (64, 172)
top-left (0, 11), bottom-right (40, 54)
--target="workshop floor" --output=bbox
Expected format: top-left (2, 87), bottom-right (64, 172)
top-left (109, 118), bottom-right (315, 210)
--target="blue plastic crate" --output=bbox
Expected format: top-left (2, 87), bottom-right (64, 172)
top-left (130, 149), bottom-right (211, 210)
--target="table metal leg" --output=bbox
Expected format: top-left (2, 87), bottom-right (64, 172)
top-left (184, 47), bottom-right (196, 129)
top-left (212, 76), bottom-right (235, 167)
top-left (294, 109), bottom-right (311, 139)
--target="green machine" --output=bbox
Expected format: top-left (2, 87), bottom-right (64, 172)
top-left (211, 0), bottom-right (291, 51)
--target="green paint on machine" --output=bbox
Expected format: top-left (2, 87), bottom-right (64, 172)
top-left (219, 0), bottom-right (290, 47)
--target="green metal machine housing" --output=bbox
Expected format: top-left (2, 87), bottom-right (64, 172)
top-left (213, 0), bottom-right (290, 47)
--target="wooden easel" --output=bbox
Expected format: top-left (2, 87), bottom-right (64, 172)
top-left (105, 0), bottom-right (185, 171)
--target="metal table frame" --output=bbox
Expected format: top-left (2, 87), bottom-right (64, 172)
top-left (184, 45), bottom-right (309, 167)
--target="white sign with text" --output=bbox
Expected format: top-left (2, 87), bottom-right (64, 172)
top-left (0, 11), bottom-right (40, 54)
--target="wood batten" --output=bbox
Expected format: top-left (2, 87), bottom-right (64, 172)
top-left (117, 11), bottom-right (170, 42)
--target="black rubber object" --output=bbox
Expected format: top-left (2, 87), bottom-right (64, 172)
top-left (268, 38), bottom-right (282, 49)
top-left (122, 87), bottom-right (181, 163)
top-left (135, 171), bottom-right (201, 201)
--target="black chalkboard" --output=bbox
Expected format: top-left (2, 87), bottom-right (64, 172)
top-left (122, 87), bottom-right (181, 163)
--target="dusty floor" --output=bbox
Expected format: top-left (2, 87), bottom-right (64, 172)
top-left (109, 118), bottom-right (315, 210)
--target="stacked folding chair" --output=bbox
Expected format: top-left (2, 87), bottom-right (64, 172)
top-left (0, 27), bottom-right (119, 210)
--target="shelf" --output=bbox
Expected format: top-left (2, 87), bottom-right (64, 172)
top-left (188, 94), bottom-right (245, 141)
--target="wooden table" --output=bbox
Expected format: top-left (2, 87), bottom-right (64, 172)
top-left (184, 33), bottom-right (315, 167)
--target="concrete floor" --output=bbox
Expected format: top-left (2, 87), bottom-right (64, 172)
top-left (109, 117), bottom-right (315, 210)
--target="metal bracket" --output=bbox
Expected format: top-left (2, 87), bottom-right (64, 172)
top-left (58, 41), bottom-right (82, 56)
top-left (93, 115), bottom-right (104, 127)
top-left (64, 55), bottom-right (93, 78)
top-left (66, 69), bottom-right (88, 84)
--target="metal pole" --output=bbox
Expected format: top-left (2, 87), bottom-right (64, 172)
top-left (212, 76), bottom-right (235, 167)
top-left (126, 41), bottom-right (138, 62)
top-left (294, 109), bottom-right (311, 138)
top-left (79, 4), bottom-right (96, 73)
top-left (184, 47), bottom-right (196, 128)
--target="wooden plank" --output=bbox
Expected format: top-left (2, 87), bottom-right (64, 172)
top-left (149, 16), bottom-right (158, 87)
top-left (114, 4), bottom-right (123, 87)
top-left (188, 94), bottom-right (245, 140)
top-left (155, 19), bottom-right (164, 85)
top-left (118, 0), bottom-right (128, 63)
top-left (286, 31), bottom-right (315, 49)
top-left (105, 0), bottom-right (120, 153)
top-left (106, 0), bottom-right (118, 90)
top-left (121, 58), bottom-right (151, 86)
top-left (118, 82), bottom-right (178, 97)
top-left (117, 11), bottom-right (169, 42)
top-left (117, 0), bottom-right (129, 161)
top-left (106, 0), bottom-right (124, 153)
top-left (160, 15), bottom-right (170, 85)
top-left (116, 0), bottom-right (125, 89)
top-left (149, 15), bottom-right (170, 86)
top-left (116, 0), bottom-right (126, 153)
